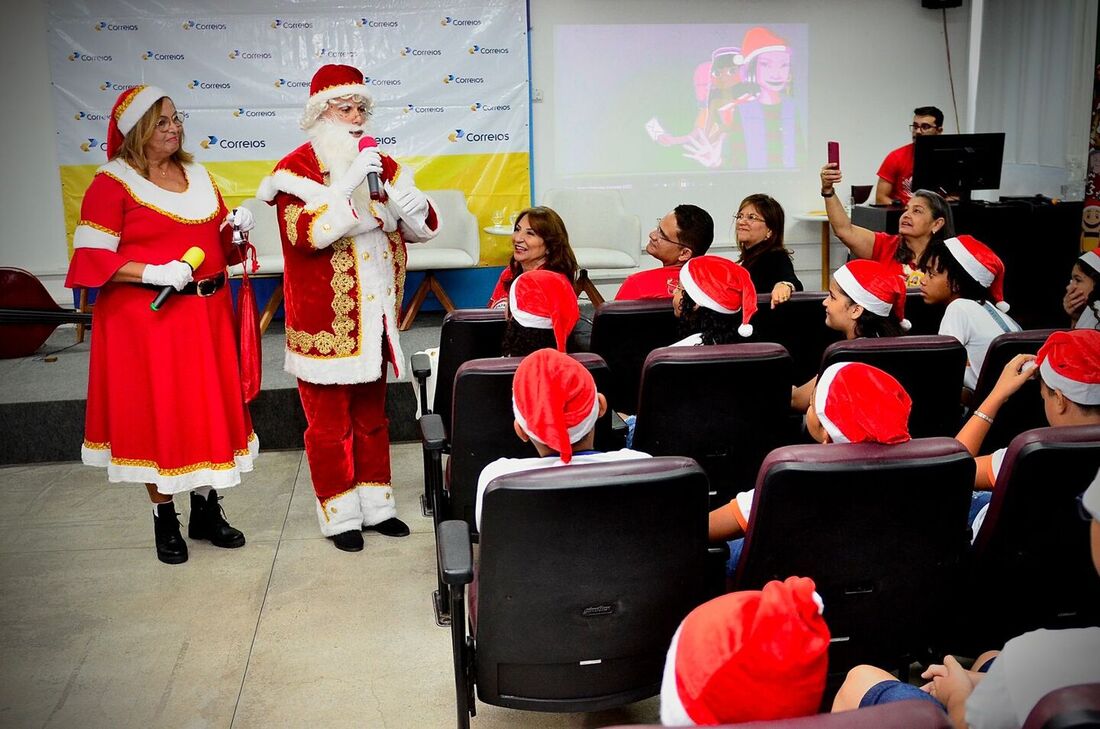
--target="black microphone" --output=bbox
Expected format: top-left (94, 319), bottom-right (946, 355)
top-left (358, 135), bottom-right (383, 201)
top-left (150, 247), bottom-right (205, 312)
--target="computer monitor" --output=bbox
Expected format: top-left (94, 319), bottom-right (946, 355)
top-left (912, 132), bottom-right (1005, 201)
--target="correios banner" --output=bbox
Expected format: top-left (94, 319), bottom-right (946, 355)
top-left (47, 0), bottom-right (530, 265)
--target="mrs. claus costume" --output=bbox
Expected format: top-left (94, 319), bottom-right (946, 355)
top-left (65, 85), bottom-right (258, 492)
top-left (257, 64), bottom-right (439, 542)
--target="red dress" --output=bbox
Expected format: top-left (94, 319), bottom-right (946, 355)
top-left (65, 159), bottom-right (257, 494)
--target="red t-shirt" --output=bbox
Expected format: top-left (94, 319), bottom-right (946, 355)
top-left (876, 143), bottom-right (914, 205)
top-left (615, 266), bottom-right (682, 301)
top-left (870, 232), bottom-right (925, 286)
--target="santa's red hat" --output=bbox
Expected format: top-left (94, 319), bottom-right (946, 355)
top-left (512, 349), bottom-right (599, 463)
top-left (659, 576), bottom-right (830, 726)
top-left (508, 270), bottom-right (579, 352)
top-left (107, 85), bottom-right (167, 159)
top-left (733, 27), bottom-right (788, 66)
top-left (944, 235), bottom-right (1010, 312)
top-left (1078, 249), bottom-right (1100, 276)
top-left (814, 362), bottom-right (912, 444)
top-left (680, 255), bottom-right (758, 337)
top-left (1035, 329), bottom-right (1100, 406)
top-left (834, 259), bottom-right (911, 330)
top-left (301, 64), bottom-right (372, 129)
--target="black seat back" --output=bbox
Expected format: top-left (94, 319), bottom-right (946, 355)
top-left (632, 343), bottom-right (794, 503)
top-left (819, 335), bottom-right (966, 438)
top-left (903, 289), bottom-right (944, 335)
top-left (588, 299), bottom-right (679, 413)
top-left (750, 291), bottom-right (844, 384)
top-left (433, 309), bottom-right (508, 435)
top-left (1022, 683), bottom-right (1100, 729)
top-left (734, 438), bottom-right (974, 672)
top-left (447, 352), bottom-right (618, 531)
top-left (475, 457), bottom-right (710, 712)
top-left (969, 425), bottom-right (1100, 648)
top-left (970, 329), bottom-right (1063, 453)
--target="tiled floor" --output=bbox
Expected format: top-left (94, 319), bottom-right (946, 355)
top-left (0, 444), bottom-right (660, 728)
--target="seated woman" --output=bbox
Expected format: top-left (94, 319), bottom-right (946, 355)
top-left (502, 269), bottom-right (580, 357)
top-left (487, 206), bottom-right (578, 309)
top-left (671, 254), bottom-right (758, 346)
top-left (734, 193), bottom-right (803, 308)
top-left (791, 259), bottom-right (909, 411)
top-left (1064, 249), bottom-right (1100, 330)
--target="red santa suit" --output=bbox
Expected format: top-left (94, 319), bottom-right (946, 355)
top-left (65, 158), bottom-right (258, 492)
top-left (258, 100), bottom-right (438, 535)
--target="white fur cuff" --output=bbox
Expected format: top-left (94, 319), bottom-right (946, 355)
top-left (316, 489), bottom-right (364, 537)
top-left (357, 483), bottom-right (397, 526)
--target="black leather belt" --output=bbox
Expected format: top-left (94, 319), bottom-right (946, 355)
top-left (142, 272), bottom-right (226, 297)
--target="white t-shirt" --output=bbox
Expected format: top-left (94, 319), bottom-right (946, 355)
top-left (965, 627), bottom-right (1100, 728)
top-left (670, 333), bottom-right (703, 347)
top-left (939, 298), bottom-right (1022, 390)
top-left (1076, 305), bottom-right (1099, 331)
top-left (475, 449), bottom-right (652, 529)
top-left (969, 447), bottom-right (1007, 543)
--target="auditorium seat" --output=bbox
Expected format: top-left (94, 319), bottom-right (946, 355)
top-left (437, 457), bottom-right (711, 728)
top-left (818, 335), bottom-right (966, 438)
top-left (968, 328), bottom-right (1063, 453)
top-left (588, 299), bottom-right (680, 414)
top-left (902, 289), bottom-right (944, 335)
top-left (731, 438), bottom-right (974, 674)
top-left (964, 424), bottom-right (1100, 651)
top-left (1021, 683), bottom-right (1100, 729)
top-left (750, 291), bottom-right (843, 385)
top-left (632, 343), bottom-right (795, 504)
top-left (602, 699), bottom-right (953, 728)
top-left (421, 352), bottom-right (620, 624)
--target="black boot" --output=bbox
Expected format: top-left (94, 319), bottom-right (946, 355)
top-left (188, 490), bottom-right (246, 548)
top-left (153, 502), bottom-right (188, 564)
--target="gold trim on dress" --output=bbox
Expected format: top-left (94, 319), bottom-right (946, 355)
top-left (77, 220), bottom-right (121, 238)
top-left (101, 170), bottom-right (219, 225)
top-left (85, 432), bottom-right (256, 475)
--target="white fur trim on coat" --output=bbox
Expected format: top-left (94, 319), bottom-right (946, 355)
top-left (257, 169), bottom-right (369, 249)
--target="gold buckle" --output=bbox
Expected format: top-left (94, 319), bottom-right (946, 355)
top-left (196, 277), bottom-right (218, 297)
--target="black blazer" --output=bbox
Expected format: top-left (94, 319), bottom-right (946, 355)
top-left (744, 247), bottom-right (804, 293)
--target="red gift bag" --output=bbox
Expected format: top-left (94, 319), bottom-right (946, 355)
top-left (235, 241), bottom-right (262, 402)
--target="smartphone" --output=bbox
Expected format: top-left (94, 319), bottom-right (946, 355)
top-left (827, 141), bottom-right (840, 167)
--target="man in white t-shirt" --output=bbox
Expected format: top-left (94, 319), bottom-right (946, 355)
top-left (475, 348), bottom-right (650, 530)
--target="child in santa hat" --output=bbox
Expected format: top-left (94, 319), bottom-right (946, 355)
top-left (791, 259), bottom-right (910, 411)
top-left (920, 235), bottom-right (1021, 394)
top-left (474, 348), bottom-right (650, 530)
top-left (660, 576), bottom-right (831, 726)
top-left (671, 255), bottom-right (758, 346)
top-left (711, 362), bottom-right (913, 575)
top-left (833, 466), bottom-right (1100, 727)
top-left (955, 329), bottom-right (1100, 540)
top-left (1063, 249), bottom-right (1100, 330)
top-left (502, 269), bottom-right (579, 357)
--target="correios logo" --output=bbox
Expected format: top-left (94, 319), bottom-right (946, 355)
top-left (74, 111), bottom-right (108, 122)
top-left (188, 79), bottom-right (232, 90)
top-left (449, 128), bottom-right (511, 143)
top-left (403, 104), bottom-right (445, 114)
top-left (94, 21), bottom-right (138, 31)
top-left (469, 45), bottom-right (509, 55)
top-left (272, 18), bottom-right (313, 29)
top-left (228, 49), bottom-right (273, 60)
top-left (233, 107), bottom-right (276, 118)
top-left (69, 50), bottom-right (113, 62)
top-left (443, 74), bottom-right (484, 85)
top-left (357, 18), bottom-right (399, 28)
top-left (201, 135), bottom-right (267, 150)
top-left (317, 47), bottom-right (357, 59)
top-left (80, 138), bottom-right (105, 152)
top-left (470, 102), bottom-right (512, 112)
top-left (364, 76), bottom-right (401, 86)
top-left (448, 129), bottom-right (465, 143)
top-left (182, 20), bottom-right (227, 30)
top-left (142, 49), bottom-right (185, 61)
top-left (401, 46), bottom-right (442, 57)
top-left (100, 80), bottom-right (139, 92)
top-left (441, 16), bottom-right (482, 27)
top-left (274, 78), bottom-right (310, 88)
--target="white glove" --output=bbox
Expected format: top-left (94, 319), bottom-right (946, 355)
top-left (141, 260), bottom-right (194, 291)
top-left (228, 206), bottom-right (255, 233)
top-left (385, 183), bottom-right (430, 222)
top-left (336, 147), bottom-right (383, 198)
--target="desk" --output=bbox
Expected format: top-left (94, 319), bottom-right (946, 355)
top-left (794, 211), bottom-right (830, 289)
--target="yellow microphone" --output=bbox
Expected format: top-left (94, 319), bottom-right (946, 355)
top-left (150, 247), bottom-right (206, 311)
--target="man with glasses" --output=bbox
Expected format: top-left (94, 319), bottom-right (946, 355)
top-left (875, 106), bottom-right (944, 206)
top-left (615, 204), bottom-right (714, 300)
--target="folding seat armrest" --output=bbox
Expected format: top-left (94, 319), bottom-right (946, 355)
top-left (705, 541), bottom-right (731, 600)
top-left (412, 352), bottom-right (434, 415)
top-left (438, 520), bottom-right (473, 586)
top-left (420, 412), bottom-right (446, 451)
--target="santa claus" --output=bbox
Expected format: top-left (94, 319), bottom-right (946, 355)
top-left (258, 64), bottom-right (439, 551)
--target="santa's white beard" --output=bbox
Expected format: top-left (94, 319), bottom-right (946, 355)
top-left (308, 119), bottom-right (375, 208)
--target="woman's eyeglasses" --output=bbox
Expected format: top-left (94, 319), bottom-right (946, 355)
top-left (155, 114), bottom-right (184, 132)
top-left (734, 212), bottom-right (765, 223)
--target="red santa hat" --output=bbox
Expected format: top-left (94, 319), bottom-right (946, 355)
top-left (679, 255), bottom-right (758, 337)
top-left (659, 576), bottom-right (830, 726)
top-left (301, 64), bottom-right (372, 129)
top-left (512, 349), bottom-right (600, 463)
top-left (1078, 249), bottom-right (1100, 276)
top-left (814, 362), bottom-right (913, 444)
top-left (1035, 329), bottom-right (1100, 406)
top-left (944, 235), bottom-right (1010, 312)
top-left (507, 270), bottom-right (580, 352)
top-left (106, 84), bottom-right (167, 159)
top-left (733, 27), bottom-right (788, 66)
top-left (834, 259), bottom-right (911, 330)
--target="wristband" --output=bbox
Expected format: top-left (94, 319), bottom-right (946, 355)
top-left (973, 410), bottom-right (994, 425)
top-left (821, 188), bottom-right (835, 198)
